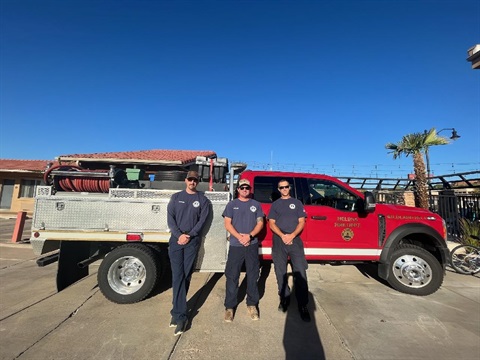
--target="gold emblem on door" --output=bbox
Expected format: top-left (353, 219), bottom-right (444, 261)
top-left (341, 228), bottom-right (354, 241)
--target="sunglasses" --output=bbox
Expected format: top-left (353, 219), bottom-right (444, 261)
top-left (187, 178), bottom-right (198, 182)
top-left (239, 186), bottom-right (251, 190)
top-left (278, 185), bottom-right (290, 190)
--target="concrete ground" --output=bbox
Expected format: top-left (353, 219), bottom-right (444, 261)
top-left (0, 218), bottom-right (479, 360)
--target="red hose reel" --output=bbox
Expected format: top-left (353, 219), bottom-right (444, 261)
top-left (44, 165), bottom-right (126, 193)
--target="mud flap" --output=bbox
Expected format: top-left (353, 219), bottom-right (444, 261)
top-left (56, 241), bottom-right (90, 291)
top-left (378, 262), bottom-right (389, 280)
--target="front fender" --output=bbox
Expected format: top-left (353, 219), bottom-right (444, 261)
top-left (378, 223), bottom-right (449, 280)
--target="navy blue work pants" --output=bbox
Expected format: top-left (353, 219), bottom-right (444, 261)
top-left (224, 242), bottom-right (260, 309)
top-left (272, 234), bottom-right (309, 307)
top-left (168, 236), bottom-right (200, 322)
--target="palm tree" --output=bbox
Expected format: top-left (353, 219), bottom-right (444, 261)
top-left (385, 128), bottom-right (450, 209)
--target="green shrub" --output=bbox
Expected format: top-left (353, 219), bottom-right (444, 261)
top-left (459, 218), bottom-right (480, 247)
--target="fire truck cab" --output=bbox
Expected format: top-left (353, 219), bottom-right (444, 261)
top-left (240, 170), bottom-right (449, 296)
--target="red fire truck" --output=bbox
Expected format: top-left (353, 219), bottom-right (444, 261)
top-left (31, 165), bottom-right (448, 303)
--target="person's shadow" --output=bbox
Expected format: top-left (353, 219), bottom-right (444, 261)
top-left (239, 265), bottom-right (325, 359)
top-left (149, 250), bottom-right (222, 331)
top-left (283, 273), bottom-right (325, 360)
top-left (186, 272), bottom-right (223, 327)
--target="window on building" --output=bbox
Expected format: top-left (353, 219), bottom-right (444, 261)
top-left (20, 179), bottom-right (41, 198)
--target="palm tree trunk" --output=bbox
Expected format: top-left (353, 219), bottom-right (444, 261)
top-left (413, 152), bottom-right (429, 209)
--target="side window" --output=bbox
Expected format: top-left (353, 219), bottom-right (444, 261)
top-left (295, 177), bottom-right (312, 205)
top-left (306, 178), bottom-right (358, 211)
top-left (253, 176), bottom-right (295, 204)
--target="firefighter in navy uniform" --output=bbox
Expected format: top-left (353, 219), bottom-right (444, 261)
top-left (222, 179), bottom-right (264, 322)
top-left (268, 179), bottom-right (311, 322)
top-left (167, 171), bottom-right (210, 336)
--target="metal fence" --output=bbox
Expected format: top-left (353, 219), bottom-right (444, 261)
top-left (374, 191), bottom-right (407, 206)
top-left (373, 190), bottom-right (480, 239)
top-left (430, 191), bottom-right (480, 238)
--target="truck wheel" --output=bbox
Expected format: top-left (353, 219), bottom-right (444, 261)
top-left (387, 244), bottom-right (443, 296)
top-left (98, 244), bottom-right (159, 304)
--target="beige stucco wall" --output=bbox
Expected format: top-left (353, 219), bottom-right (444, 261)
top-left (0, 172), bottom-right (42, 216)
top-left (403, 191), bottom-right (415, 207)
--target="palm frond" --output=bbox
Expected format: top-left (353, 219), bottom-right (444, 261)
top-left (424, 128), bottom-right (450, 146)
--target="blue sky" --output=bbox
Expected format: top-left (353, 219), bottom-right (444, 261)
top-left (1, 0), bottom-right (479, 178)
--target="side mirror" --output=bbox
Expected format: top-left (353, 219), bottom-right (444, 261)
top-left (363, 191), bottom-right (376, 213)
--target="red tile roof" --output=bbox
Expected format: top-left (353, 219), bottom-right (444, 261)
top-left (0, 150), bottom-right (217, 172)
top-left (0, 159), bottom-right (55, 172)
top-left (58, 149), bottom-right (217, 165)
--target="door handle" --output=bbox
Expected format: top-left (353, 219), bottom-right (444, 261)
top-left (311, 216), bottom-right (327, 220)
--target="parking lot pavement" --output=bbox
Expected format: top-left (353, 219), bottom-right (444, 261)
top-left (0, 218), bottom-right (352, 360)
top-left (0, 248), bottom-right (352, 360)
top-left (0, 218), bottom-right (479, 360)
top-left (308, 264), bottom-right (480, 360)
top-left (0, 216), bottom-right (32, 244)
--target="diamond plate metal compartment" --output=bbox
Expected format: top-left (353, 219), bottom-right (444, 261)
top-left (32, 187), bottom-right (230, 271)
top-left (33, 192), bottom-right (170, 231)
top-left (30, 238), bottom-right (46, 255)
top-left (33, 188), bottom-right (230, 232)
top-left (195, 200), bottom-right (229, 271)
top-left (204, 191), bottom-right (231, 203)
top-left (110, 188), bottom-right (177, 200)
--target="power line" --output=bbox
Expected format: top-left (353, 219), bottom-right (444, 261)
top-left (232, 160), bottom-right (480, 178)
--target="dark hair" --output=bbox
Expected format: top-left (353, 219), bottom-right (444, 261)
top-left (277, 179), bottom-right (289, 187)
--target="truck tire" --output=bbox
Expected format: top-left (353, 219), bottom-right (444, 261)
top-left (98, 244), bottom-right (159, 304)
top-left (387, 244), bottom-right (443, 296)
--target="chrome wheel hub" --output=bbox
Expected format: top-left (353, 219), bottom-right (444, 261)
top-left (392, 254), bottom-right (432, 288)
top-left (107, 256), bottom-right (146, 295)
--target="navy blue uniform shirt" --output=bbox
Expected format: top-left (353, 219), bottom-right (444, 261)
top-left (167, 190), bottom-right (210, 239)
top-left (268, 197), bottom-right (306, 234)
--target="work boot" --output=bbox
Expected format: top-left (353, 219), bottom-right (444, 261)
top-left (299, 306), bottom-right (311, 322)
top-left (278, 297), bottom-right (290, 313)
top-left (174, 318), bottom-right (188, 336)
top-left (169, 317), bottom-right (176, 328)
top-left (247, 305), bottom-right (259, 320)
top-left (224, 308), bottom-right (234, 322)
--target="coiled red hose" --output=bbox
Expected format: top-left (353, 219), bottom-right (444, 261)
top-left (44, 165), bottom-right (110, 193)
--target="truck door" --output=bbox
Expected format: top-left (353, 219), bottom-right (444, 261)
top-left (300, 177), bottom-right (380, 260)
